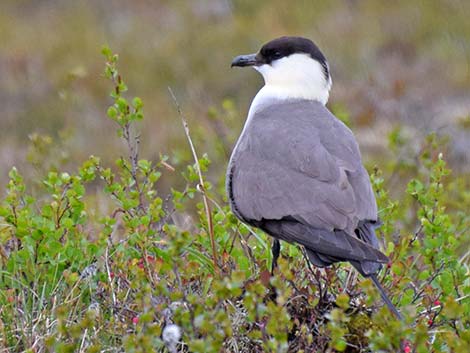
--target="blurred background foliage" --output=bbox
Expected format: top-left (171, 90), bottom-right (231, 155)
top-left (1, 0), bottom-right (470, 194)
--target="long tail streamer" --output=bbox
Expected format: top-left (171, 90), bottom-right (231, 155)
top-left (370, 274), bottom-right (403, 320)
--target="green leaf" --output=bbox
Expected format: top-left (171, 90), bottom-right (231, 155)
top-left (101, 45), bottom-right (112, 58)
top-left (132, 97), bottom-right (143, 110)
top-left (107, 106), bottom-right (118, 119)
top-left (116, 97), bottom-right (128, 113)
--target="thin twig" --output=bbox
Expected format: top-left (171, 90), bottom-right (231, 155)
top-left (418, 294), bottom-right (470, 315)
top-left (301, 247), bottom-right (323, 300)
top-left (79, 328), bottom-right (88, 352)
top-left (167, 87), bottom-right (219, 275)
top-left (411, 263), bottom-right (445, 304)
top-left (105, 244), bottom-right (117, 307)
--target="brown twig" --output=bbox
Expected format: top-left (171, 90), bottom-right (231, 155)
top-left (120, 122), bottom-right (144, 212)
top-left (167, 87), bottom-right (219, 275)
top-left (411, 262), bottom-right (445, 304)
top-left (301, 247), bottom-right (324, 300)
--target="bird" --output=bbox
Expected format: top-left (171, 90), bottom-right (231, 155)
top-left (227, 36), bottom-right (402, 319)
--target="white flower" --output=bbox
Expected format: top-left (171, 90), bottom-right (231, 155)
top-left (162, 324), bottom-right (182, 353)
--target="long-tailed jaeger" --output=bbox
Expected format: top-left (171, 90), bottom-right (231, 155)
top-left (227, 36), bottom-right (401, 319)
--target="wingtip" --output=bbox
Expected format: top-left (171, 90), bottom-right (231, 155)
top-left (377, 249), bottom-right (390, 263)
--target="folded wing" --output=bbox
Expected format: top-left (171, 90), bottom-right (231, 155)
top-left (228, 100), bottom-right (383, 265)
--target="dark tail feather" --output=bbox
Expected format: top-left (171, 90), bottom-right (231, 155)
top-left (370, 274), bottom-right (403, 320)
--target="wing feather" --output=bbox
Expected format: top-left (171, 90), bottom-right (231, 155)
top-left (228, 100), bottom-right (376, 233)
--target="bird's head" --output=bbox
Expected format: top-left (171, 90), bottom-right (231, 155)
top-left (231, 36), bottom-right (332, 105)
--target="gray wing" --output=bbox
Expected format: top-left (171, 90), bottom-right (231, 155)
top-left (227, 100), bottom-right (383, 266)
top-left (229, 100), bottom-right (377, 233)
top-left (257, 218), bottom-right (388, 273)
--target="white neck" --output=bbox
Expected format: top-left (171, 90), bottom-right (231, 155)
top-left (252, 53), bottom-right (332, 107)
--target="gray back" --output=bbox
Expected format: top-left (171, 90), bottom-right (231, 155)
top-left (227, 99), bottom-right (377, 235)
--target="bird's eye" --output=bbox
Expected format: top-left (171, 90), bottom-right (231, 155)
top-left (272, 51), bottom-right (282, 59)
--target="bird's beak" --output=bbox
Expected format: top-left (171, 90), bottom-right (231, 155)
top-left (231, 53), bottom-right (258, 67)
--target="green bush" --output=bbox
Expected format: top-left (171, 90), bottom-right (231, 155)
top-left (0, 49), bottom-right (469, 353)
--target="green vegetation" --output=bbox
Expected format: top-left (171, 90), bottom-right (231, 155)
top-left (0, 48), bottom-right (469, 352)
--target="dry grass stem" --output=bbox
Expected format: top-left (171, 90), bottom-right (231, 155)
top-left (168, 87), bottom-right (219, 275)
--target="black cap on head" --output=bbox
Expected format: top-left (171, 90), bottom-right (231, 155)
top-left (259, 36), bottom-right (328, 76)
top-left (232, 36), bottom-right (329, 81)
